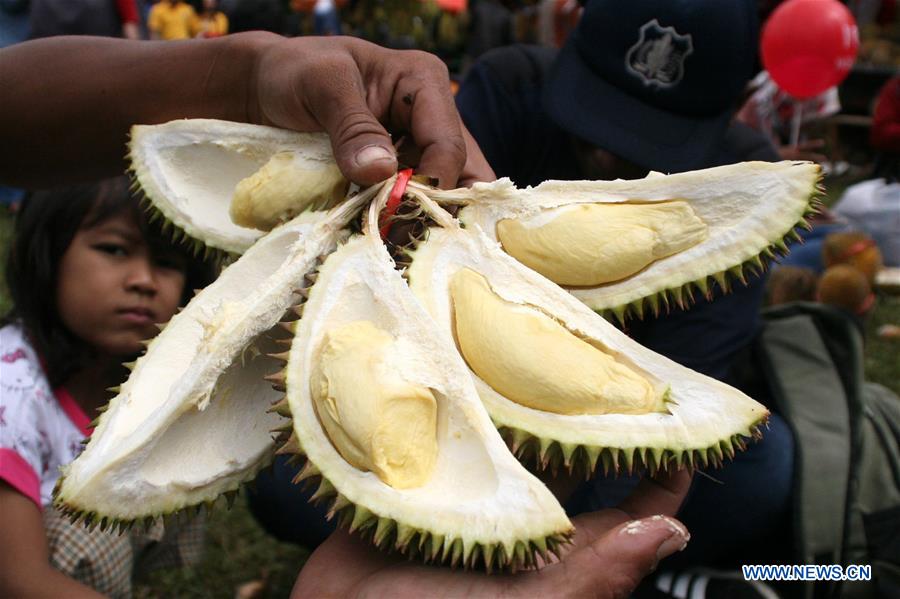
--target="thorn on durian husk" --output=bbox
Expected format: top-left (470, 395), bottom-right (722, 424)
top-left (267, 351), bottom-right (291, 363)
top-left (276, 321), bottom-right (296, 335)
top-left (292, 304), bottom-right (305, 318)
top-left (292, 460), bottom-right (320, 485)
top-left (269, 398), bottom-right (294, 419)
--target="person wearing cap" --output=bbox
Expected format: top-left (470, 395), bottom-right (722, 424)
top-left (456, 0), bottom-right (794, 586)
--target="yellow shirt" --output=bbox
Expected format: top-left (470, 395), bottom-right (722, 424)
top-left (148, 1), bottom-right (197, 40)
top-left (192, 12), bottom-right (229, 38)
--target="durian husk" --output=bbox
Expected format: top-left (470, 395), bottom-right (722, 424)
top-left (277, 181), bottom-right (573, 571)
top-left (417, 161), bottom-right (821, 322)
top-left (129, 119), bottom-right (340, 256)
top-left (405, 189), bottom-right (769, 478)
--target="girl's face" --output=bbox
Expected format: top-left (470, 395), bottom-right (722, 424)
top-left (56, 210), bottom-right (187, 358)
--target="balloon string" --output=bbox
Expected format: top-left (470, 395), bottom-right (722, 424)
top-left (790, 101), bottom-right (803, 147)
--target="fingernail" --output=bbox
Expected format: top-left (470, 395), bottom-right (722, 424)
top-left (354, 145), bottom-right (396, 168)
top-left (654, 517), bottom-right (690, 561)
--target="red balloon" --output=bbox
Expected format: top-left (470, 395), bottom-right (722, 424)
top-left (761, 0), bottom-right (859, 99)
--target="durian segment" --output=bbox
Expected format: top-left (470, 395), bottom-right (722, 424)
top-left (129, 119), bottom-right (340, 254)
top-left (311, 320), bottom-right (438, 489)
top-left (55, 193), bottom-right (372, 524)
top-left (432, 161), bottom-right (820, 318)
top-left (230, 152), bottom-right (349, 231)
top-left (450, 268), bottom-right (665, 415)
top-left (496, 201), bottom-right (707, 286)
top-left (284, 196), bottom-right (572, 569)
top-left (406, 218), bottom-right (769, 475)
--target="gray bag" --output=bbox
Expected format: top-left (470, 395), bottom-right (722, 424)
top-left (757, 302), bottom-right (900, 598)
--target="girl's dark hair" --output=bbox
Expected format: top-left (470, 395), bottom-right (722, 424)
top-left (4, 176), bottom-right (217, 387)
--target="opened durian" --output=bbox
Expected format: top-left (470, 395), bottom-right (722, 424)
top-left (273, 182), bottom-right (572, 569)
top-left (54, 187), bottom-right (376, 526)
top-left (405, 188), bottom-right (768, 474)
top-left (129, 119), bottom-right (346, 255)
top-left (57, 119), bottom-right (811, 569)
top-left (415, 161), bottom-right (820, 321)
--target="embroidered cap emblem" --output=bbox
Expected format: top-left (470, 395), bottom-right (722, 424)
top-left (625, 19), bottom-right (693, 88)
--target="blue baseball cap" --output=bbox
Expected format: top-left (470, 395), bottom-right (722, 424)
top-left (543, 0), bottom-right (759, 173)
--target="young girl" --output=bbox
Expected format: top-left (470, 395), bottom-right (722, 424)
top-left (0, 177), bottom-right (215, 597)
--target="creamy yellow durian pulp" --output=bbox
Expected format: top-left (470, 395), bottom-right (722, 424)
top-left (230, 151), bottom-right (349, 231)
top-left (497, 201), bottom-right (708, 286)
top-left (450, 269), bottom-right (666, 415)
top-left (311, 320), bottom-right (438, 489)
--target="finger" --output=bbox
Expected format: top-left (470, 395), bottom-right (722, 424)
top-left (565, 470), bottom-right (690, 551)
top-left (386, 52), bottom-right (467, 188)
top-left (302, 53), bottom-right (398, 186)
top-left (459, 122), bottom-right (495, 187)
top-left (525, 517), bottom-right (690, 599)
top-left (618, 469), bottom-right (691, 519)
top-left (292, 531), bottom-right (395, 598)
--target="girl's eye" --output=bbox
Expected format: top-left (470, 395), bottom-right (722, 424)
top-left (95, 243), bottom-right (128, 257)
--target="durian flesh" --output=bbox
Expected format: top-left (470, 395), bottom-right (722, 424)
top-left (496, 201), bottom-right (707, 286)
top-left (311, 320), bottom-right (438, 489)
top-left (450, 268), bottom-right (664, 415)
top-left (231, 151), bottom-right (349, 231)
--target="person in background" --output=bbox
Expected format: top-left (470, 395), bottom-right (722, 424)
top-left (1, 33), bottom-right (690, 598)
top-left (456, 0), bottom-right (793, 594)
top-left (29, 0), bottom-right (141, 40)
top-left (192, 0), bottom-right (228, 37)
top-left (0, 177), bottom-right (215, 597)
top-left (147, 0), bottom-right (196, 40)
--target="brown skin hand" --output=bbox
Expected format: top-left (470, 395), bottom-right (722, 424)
top-left (0, 34), bottom-right (493, 191)
top-left (291, 470), bottom-right (690, 599)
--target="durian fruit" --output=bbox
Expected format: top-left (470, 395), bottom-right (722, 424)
top-left (129, 119), bottom-right (344, 254)
top-left (54, 188), bottom-right (376, 528)
top-left (415, 161), bottom-right (820, 321)
top-left (276, 181), bottom-right (572, 570)
top-left (405, 189), bottom-right (769, 475)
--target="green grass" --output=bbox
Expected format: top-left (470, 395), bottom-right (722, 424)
top-left (1, 180), bottom-right (897, 596)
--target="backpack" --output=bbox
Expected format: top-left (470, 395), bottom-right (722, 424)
top-left (756, 302), bottom-right (900, 598)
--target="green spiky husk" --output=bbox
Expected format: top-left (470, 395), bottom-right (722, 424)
top-left (274, 437), bottom-right (572, 573)
top-left (52, 465), bottom-right (262, 536)
top-left (497, 414), bottom-right (768, 478)
top-left (598, 184), bottom-right (824, 324)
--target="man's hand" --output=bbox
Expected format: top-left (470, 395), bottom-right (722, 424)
top-left (252, 36), bottom-right (494, 189)
top-left (291, 470), bottom-right (690, 598)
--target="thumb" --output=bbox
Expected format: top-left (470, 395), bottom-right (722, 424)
top-left (539, 516), bottom-right (689, 598)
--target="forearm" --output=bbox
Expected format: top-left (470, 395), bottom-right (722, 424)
top-left (1, 563), bottom-right (105, 599)
top-left (0, 32), bottom-right (279, 188)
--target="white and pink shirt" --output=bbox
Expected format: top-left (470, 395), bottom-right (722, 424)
top-left (0, 323), bottom-right (91, 509)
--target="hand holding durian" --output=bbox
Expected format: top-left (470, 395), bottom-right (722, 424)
top-left (54, 120), bottom-right (821, 575)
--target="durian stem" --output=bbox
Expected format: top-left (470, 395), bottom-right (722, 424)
top-left (407, 181), bottom-right (471, 205)
top-left (330, 182), bottom-right (385, 228)
top-left (365, 176), bottom-right (399, 237)
top-left (405, 186), bottom-right (456, 229)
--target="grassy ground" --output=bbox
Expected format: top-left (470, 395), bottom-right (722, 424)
top-left (0, 170), bottom-right (897, 597)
